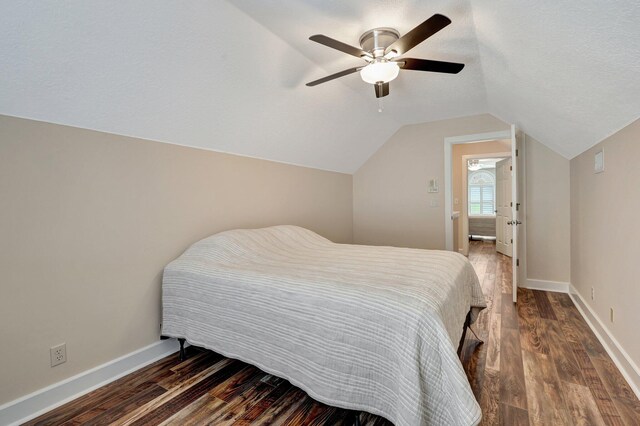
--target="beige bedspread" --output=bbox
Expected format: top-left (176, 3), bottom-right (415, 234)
top-left (162, 225), bottom-right (486, 425)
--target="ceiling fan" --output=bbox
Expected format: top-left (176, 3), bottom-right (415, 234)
top-left (306, 14), bottom-right (464, 99)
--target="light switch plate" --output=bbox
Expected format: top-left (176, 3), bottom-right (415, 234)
top-left (427, 178), bottom-right (439, 193)
top-left (594, 149), bottom-right (604, 173)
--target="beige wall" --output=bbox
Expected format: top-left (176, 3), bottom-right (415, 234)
top-left (526, 136), bottom-right (571, 283)
top-left (452, 139), bottom-right (511, 252)
top-left (353, 114), bottom-right (571, 284)
top-left (0, 115), bottom-right (353, 404)
top-left (353, 114), bottom-right (510, 249)
top-left (0, 111), bottom-right (581, 404)
top-left (570, 118), bottom-right (640, 368)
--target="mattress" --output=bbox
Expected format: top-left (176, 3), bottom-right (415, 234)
top-left (162, 225), bottom-right (486, 426)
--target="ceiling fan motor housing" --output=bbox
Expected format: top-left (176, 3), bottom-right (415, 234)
top-left (359, 28), bottom-right (400, 58)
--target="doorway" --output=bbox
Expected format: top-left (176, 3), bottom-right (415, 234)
top-left (444, 127), bottom-right (526, 303)
top-left (462, 153), bottom-right (511, 257)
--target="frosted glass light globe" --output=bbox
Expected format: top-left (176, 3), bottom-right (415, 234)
top-left (360, 61), bottom-right (400, 84)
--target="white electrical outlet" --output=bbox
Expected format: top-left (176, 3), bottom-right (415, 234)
top-left (591, 287), bottom-right (594, 300)
top-left (50, 343), bottom-right (67, 367)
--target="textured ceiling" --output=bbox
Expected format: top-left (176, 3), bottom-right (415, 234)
top-left (0, 1), bottom-right (400, 173)
top-left (471, 0), bottom-right (640, 158)
top-left (1, 1), bottom-right (639, 172)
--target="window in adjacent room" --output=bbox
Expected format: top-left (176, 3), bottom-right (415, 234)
top-left (468, 169), bottom-right (495, 216)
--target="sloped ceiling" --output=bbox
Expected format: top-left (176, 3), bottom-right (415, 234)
top-left (1, 1), bottom-right (639, 173)
top-left (472, 0), bottom-right (640, 158)
top-left (0, 1), bottom-right (400, 173)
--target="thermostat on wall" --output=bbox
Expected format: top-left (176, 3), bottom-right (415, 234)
top-left (594, 149), bottom-right (604, 173)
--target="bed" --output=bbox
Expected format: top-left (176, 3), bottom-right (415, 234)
top-left (162, 225), bottom-right (486, 426)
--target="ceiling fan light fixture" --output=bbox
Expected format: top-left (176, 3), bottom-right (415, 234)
top-left (360, 61), bottom-right (400, 84)
top-left (468, 159), bottom-right (481, 171)
top-left (306, 14), bottom-right (463, 100)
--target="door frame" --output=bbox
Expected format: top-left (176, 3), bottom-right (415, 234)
top-left (444, 130), bottom-right (511, 252)
top-left (461, 152), bottom-right (511, 256)
top-left (444, 128), bottom-right (527, 300)
top-left (511, 127), bottom-right (528, 300)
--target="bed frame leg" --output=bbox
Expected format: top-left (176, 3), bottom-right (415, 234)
top-left (353, 411), bottom-right (361, 426)
top-left (468, 325), bottom-right (483, 343)
top-left (457, 311), bottom-right (472, 357)
top-left (457, 310), bottom-right (485, 357)
top-left (178, 338), bottom-right (186, 361)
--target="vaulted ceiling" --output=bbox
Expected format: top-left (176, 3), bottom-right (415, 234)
top-left (1, 1), bottom-right (639, 173)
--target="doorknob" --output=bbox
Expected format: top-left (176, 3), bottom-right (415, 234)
top-left (507, 220), bottom-right (522, 226)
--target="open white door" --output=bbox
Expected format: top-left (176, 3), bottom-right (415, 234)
top-left (495, 158), bottom-right (513, 257)
top-left (510, 125), bottom-right (522, 302)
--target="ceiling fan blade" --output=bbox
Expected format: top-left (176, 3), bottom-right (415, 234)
top-left (309, 35), bottom-right (371, 59)
top-left (374, 82), bottom-right (389, 98)
top-left (306, 67), bottom-right (362, 87)
top-left (397, 58), bottom-right (464, 74)
top-left (385, 14), bottom-right (451, 56)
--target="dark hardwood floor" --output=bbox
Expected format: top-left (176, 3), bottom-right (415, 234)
top-left (25, 241), bottom-right (640, 425)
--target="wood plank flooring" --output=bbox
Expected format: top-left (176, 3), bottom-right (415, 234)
top-left (25, 241), bottom-right (640, 425)
top-left (466, 241), bottom-right (639, 426)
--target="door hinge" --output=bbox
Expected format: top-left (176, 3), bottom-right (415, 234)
top-left (516, 203), bottom-right (520, 211)
top-left (511, 238), bottom-right (513, 244)
top-left (516, 149), bottom-right (519, 157)
top-left (510, 165), bottom-right (512, 171)
top-left (510, 202), bottom-right (513, 207)
top-left (516, 259), bottom-right (520, 266)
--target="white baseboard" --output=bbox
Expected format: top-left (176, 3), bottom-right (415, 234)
top-left (0, 339), bottom-right (181, 426)
top-left (569, 285), bottom-right (640, 400)
top-left (521, 278), bottom-right (570, 293)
